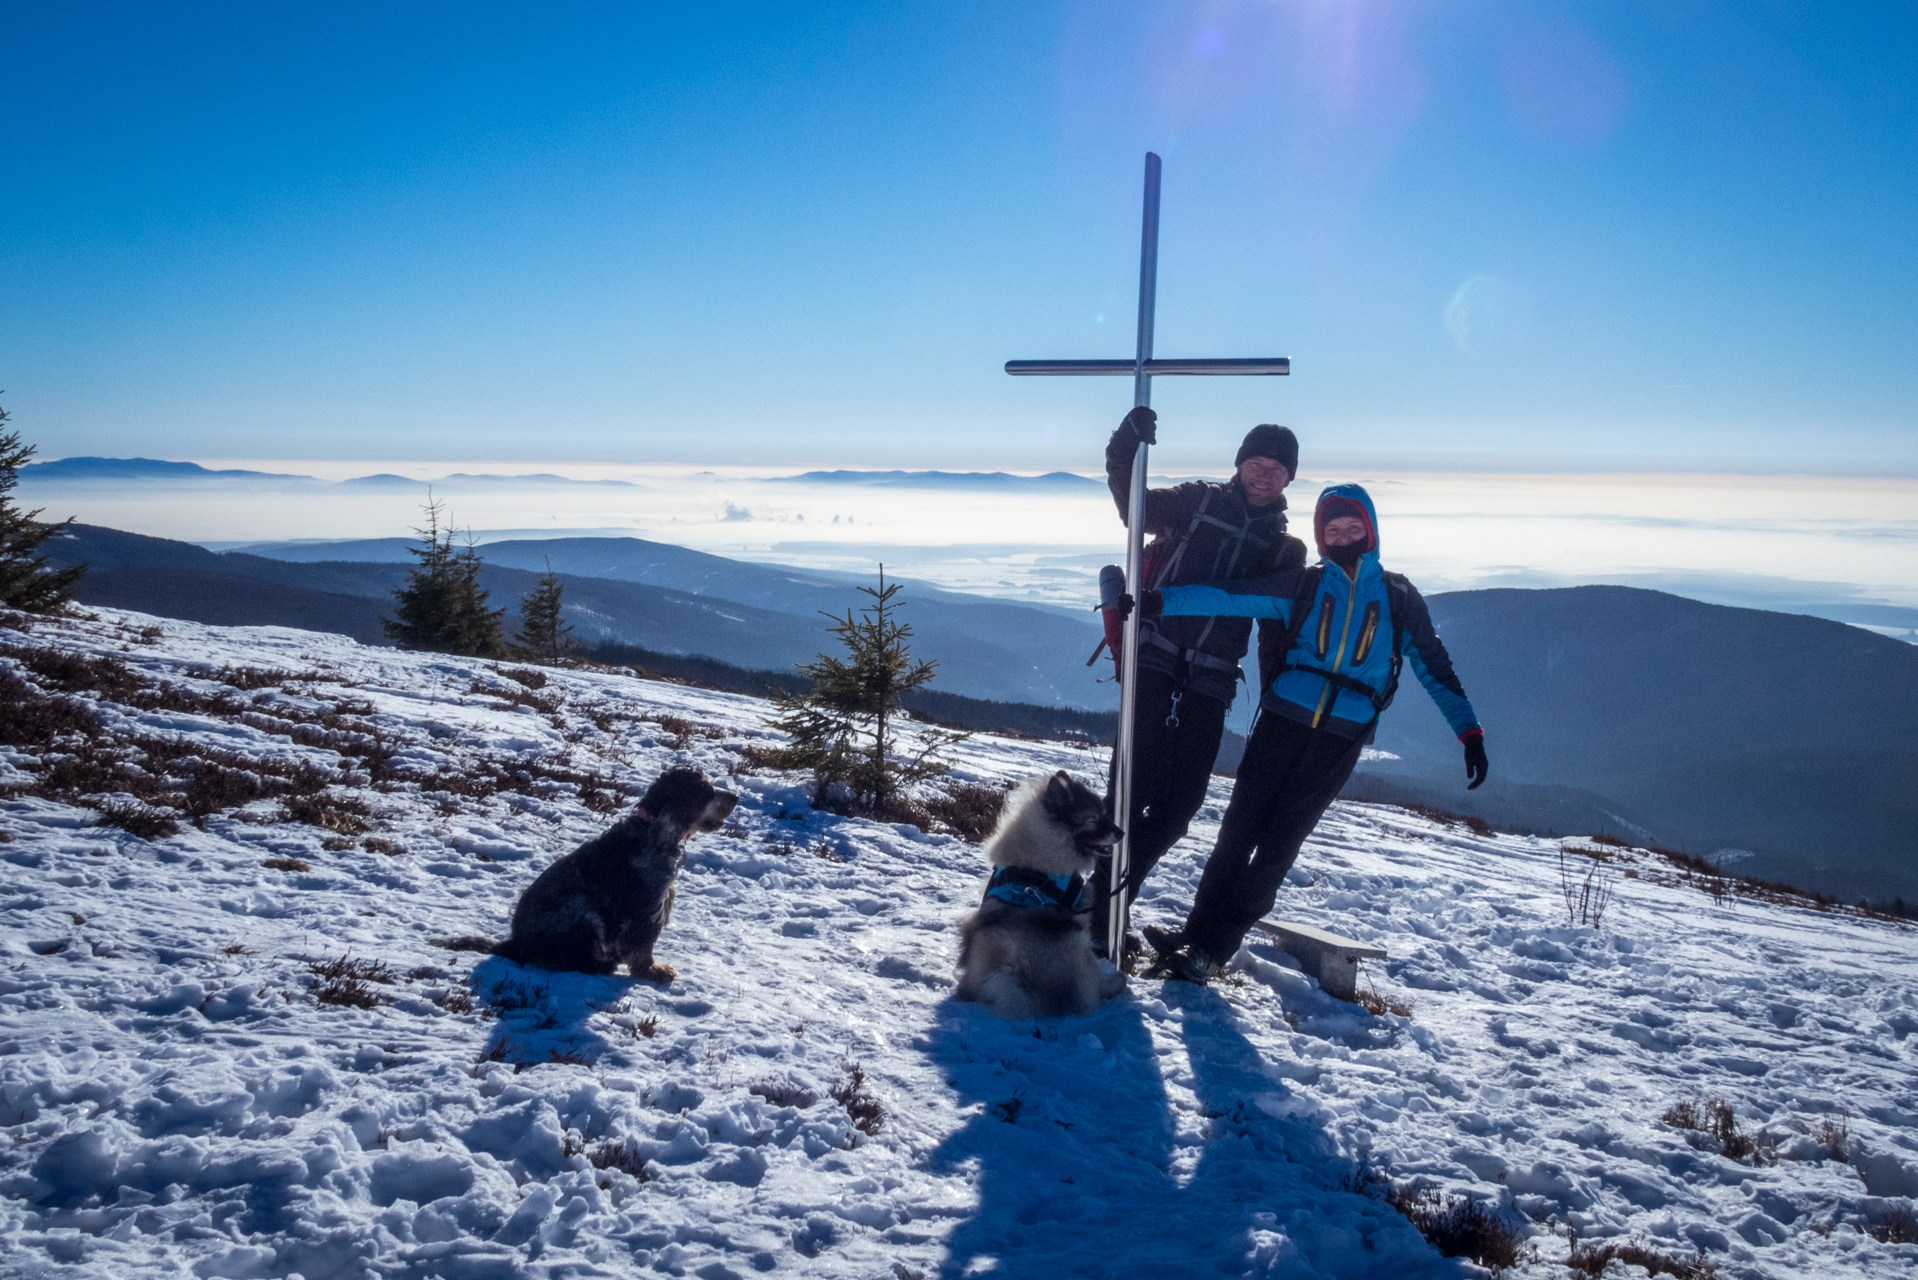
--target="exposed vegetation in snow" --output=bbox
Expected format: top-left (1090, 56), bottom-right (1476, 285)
top-left (1, 608), bottom-right (1914, 1278)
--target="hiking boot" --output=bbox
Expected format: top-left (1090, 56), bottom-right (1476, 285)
top-left (1143, 945), bottom-right (1222, 986)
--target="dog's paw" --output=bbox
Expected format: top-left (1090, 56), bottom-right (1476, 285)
top-left (637, 963), bottom-right (677, 984)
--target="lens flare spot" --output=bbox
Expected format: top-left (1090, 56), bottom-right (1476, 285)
top-left (1444, 275), bottom-right (1532, 353)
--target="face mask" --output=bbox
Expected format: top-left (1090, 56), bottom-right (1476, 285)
top-left (1324, 541), bottom-right (1365, 570)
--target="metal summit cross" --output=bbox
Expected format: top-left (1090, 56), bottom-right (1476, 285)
top-left (1006, 151), bottom-right (1290, 961)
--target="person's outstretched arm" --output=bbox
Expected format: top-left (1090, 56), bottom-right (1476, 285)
top-left (1396, 583), bottom-right (1488, 788)
top-left (1151, 564), bottom-right (1311, 621)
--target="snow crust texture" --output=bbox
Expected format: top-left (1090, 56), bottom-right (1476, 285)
top-left (2, 609), bottom-right (1915, 1279)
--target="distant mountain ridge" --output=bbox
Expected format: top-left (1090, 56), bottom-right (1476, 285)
top-left (21, 457), bottom-right (318, 483)
top-left (1365, 584), bottom-right (1918, 901)
top-left (34, 523), bottom-right (1918, 902)
top-left (19, 457), bottom-right (1099, 492)
top-left (770, 470), bottom-right (1101, 489)
top-left (19, 458), bottom-right (648, 491)
top-left (42, 525), bottom-right (1108, 710)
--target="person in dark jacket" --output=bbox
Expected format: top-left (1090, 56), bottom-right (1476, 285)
top-left (1094, 406), bottom-right (1309, 957)
top-left (1131, 483), bottom-right (1488, 983)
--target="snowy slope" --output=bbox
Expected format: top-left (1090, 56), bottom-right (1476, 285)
top-left (2, 609), bottom-right (1915, 1280)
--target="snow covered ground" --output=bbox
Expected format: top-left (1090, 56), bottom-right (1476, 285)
top-left (2, 608), bottom-right (1915, 1279)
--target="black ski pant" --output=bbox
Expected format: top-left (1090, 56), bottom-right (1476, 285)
top-left (1181, 712), bottom-right (1366, 963)
top-left (1092, 665), bottom-right (1228, 941)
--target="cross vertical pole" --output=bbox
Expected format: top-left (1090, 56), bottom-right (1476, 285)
top-left (1003, 150), bottom-right (1288, 964)
top-left (1109, 152), bottom-right (1161, 962)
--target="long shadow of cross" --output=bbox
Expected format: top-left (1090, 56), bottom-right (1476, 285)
top-left (922, 980), bottom-right (1469, 1279)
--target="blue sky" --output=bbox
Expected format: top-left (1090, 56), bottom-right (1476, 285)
top-left (3, 1), bottom-right (1915, 472)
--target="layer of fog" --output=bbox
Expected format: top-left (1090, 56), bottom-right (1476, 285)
top-left (19, 462), bottom-right (1918, 637)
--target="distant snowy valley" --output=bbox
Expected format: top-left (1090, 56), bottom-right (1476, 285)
top-left (2, 608), bottom-right (1915, 1279)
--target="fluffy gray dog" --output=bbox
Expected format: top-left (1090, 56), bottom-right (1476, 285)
top-left (494, 767), bottom-right (736, 981)
top-left (955, 770), bottom-right (1125, 1019)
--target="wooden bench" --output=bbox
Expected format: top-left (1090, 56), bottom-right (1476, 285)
top-left (1251, 920), bottom-right (1387, 1002)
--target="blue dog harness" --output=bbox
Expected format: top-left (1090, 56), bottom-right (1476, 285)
top-left (981, 866), bottom-right (1089, 917)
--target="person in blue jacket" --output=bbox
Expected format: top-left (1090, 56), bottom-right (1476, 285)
top-left (1128, 483), bottom-right (1488, 984)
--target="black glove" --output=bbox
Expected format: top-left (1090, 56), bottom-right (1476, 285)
top-left (1118, 405), bottom-right (1157, 447)
top-left (1114, 589), bottom-right (1163, 620)
top-left (1463, 735), bottom-right (1488, 790)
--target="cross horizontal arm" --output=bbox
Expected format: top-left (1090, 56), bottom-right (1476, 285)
top-left (1005, 357), bottom-right (1289, 376)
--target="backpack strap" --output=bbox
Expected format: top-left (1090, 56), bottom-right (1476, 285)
top-left (1270, 564), bottom-right (1326, 665)
top-left (1147, 487), bottom-right (1213, 589)
top-left (1376, 572), bottom-right (1412, 714)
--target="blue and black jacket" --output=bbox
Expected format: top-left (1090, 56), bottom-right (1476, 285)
top-left (1105, 426), bottom-right (1306, 705)
top-left (1157, 484), bottom-right (1482, 743)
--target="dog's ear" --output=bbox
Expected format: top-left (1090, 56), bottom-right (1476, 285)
top-left (1043, 770), bottom-right (1076, 821)
top-left (693, 790), bottom-right (738, 832)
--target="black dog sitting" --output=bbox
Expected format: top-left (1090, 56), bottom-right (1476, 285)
top-left (494, 767), bottom-right (737, 981)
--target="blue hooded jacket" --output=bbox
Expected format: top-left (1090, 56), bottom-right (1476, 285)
top-left (1156, 484), bottom-right (1481, 742)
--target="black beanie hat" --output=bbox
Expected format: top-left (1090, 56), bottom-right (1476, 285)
top-left (1235, 424), bottom-right (1298, 476)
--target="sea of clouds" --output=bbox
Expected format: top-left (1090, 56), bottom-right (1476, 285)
top-left (18, 460), bottom-right (1918, 636)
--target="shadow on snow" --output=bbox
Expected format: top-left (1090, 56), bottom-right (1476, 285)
top-left (922, 979), bottom-right (1467, 1280)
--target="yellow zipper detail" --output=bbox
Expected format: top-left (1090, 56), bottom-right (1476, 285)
top-left (1311, 578), bottom-right (1360, 728)
top-left (1353, 605), bottom-right (1379, 666)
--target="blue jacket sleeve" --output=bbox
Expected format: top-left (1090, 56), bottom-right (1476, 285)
top-left (1156, 566), bottom-right (1308, 621)
top-left (1395, 582), bottom-right (1481, 738)
top-left (1157, 584), bottom-right (1290, 621)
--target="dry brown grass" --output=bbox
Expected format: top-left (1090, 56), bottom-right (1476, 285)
top-left (750, 1081), bottom-right (817, 1109)
top-left (1560, 849), bottom-right (1616, 928)
top-left (1391, 802), bottom-right (1494, 836)
top-left (1661, 1095), bottom-right (1771, 1163)
top-left (307, 954), bottom-right (395, 1008)
top-left (209, 665), bottom-right (334, 690)
top-left (1811, 1112), bottom-right (1850, 1162)
top-left (469, 678), bottom-right (561, 715)
top-left (281, 792), bottom-right (371, 835)
top-left (1564, 1230), bottom-right (1719, 1278)
top-left (1355, 978), bottom-right (1415, 1019)
top-left (1386, 1184), bottom-right (1527, 1276)
top-left (583, 1137), bottom-right (650, 1180)
top-left (94, 800), bottom-right (181, 840)
top-left (921, 780), bottom-right (1011, 842)
top-left (652, 714), bottom-right (726, 749)
top-left (1868, 1204), bottom-right (1916, 1245)
top-left (0, 638), bottom-right (407, 840)
top-left (477, 1036), bottom-right (517, 1066)
top-left (730, 743), bottom-right (787, 775)
top-left (831, 1063), bottom-right (885, 1138)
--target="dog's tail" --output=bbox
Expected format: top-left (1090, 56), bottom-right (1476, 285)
top-left (431, 935), bottom-right (503, 955)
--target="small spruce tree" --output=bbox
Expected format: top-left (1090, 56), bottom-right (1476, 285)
top-left (382, 497), bottom-right (507, 655)
top-left (0, 398), bottom-right (87, 613)
top-left (767, 567), bottom-right (966, 811)
top-left (514, 563), bottom-right (576, 663)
